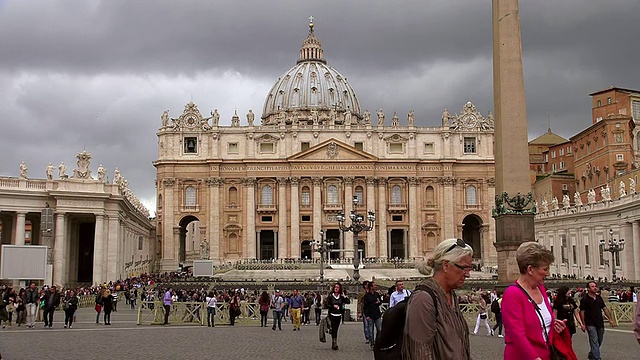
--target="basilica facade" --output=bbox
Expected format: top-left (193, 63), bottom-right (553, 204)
top-left (154, 21), bottom-right (497, 272)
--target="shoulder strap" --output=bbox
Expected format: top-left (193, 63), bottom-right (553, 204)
top-left (415, 284), bottom-right (438, 318)
top-left (514, 283), bottom-right (550, 344)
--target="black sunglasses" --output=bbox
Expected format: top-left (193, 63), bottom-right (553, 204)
top-left (445, 238), bottom-right (467, 254)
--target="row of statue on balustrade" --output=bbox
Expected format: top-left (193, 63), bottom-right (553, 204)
top-left (159, 102), bottom-right (494, 130)
top-left (537, 178), bottom-right (636, 213)
top-left (14, 153), bottom-right (149, 217)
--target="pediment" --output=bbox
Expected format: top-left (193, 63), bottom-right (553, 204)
top-left (288, 138), bottom-right (378, 162)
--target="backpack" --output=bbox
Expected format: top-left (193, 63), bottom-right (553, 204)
top-left (491, 299), bottom-right (500, 313)
top-left (373, 285), bottom-right (436, 360)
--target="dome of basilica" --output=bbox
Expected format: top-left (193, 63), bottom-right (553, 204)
top-left (261, 19), bottom-right (362, 125)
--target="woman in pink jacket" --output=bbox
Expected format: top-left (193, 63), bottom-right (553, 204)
top-left (502, 242), bottom-right (567, 360)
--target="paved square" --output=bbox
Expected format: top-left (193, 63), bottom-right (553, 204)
top-left (0, 307), bottom-right (638, 359)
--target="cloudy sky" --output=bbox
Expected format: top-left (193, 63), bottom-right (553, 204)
top-left (1, 0), bottom-right (638, 213)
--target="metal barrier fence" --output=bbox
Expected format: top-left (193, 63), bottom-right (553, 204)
top-left (137, 300), bottom-right (636, 326)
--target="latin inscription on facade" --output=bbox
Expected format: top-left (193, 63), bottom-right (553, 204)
top-left (57, 200), bottom-right (102, 208)
top-left (376, 165), bottom-right (416, 170)
top-left (291, 164), bottom-right (374, 171)
top-left (418, 165), bottom-right (442, 171)
top-left (246, 165), bottom-right (290, 172)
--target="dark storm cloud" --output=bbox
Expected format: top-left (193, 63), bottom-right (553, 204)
top-left (0, 0), bottom-right (638, 211)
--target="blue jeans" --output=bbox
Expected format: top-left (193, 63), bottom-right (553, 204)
top-left (586, 326), bottom-right (605, 360)
top-left (362, 316), bottom-right (370, 341)
top-left (272, 310), bottom-right (282, 329)
top-left (206, 307), bottom-right (216, 326)
top-left (365, 317), bottom-right (382, 344)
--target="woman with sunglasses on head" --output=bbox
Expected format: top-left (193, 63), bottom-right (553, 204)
top-left (402, 238), bottom-right (473, 360)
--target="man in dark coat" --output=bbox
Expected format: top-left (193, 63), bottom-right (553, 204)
top-left (43, 286), bottom-right (60, 328)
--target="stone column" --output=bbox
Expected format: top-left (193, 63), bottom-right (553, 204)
top-left (91, 214), bottom-right (104, 285)
top-left (290, 177), bottom-right (300, 259)
top-left (245, 178), bottom-right (256, 259)
top-left (106, 214), bottom-right (120, 281)
top-left (632, 221), bottom-right (640, 281)
top-left (377, 178), bottom-right (388, 258)
top-left (440, 177), bottom-right (456, 238)
top-left (492, 0), bottom-right (535, 283)
top-left (278, 177), bottom-right (289, 258)
top-left (408, 178), bottom-right (419, 259)
top-left (344, 177), bottom-right (354, 258)
top-left (162, 178), bottom-right (176, 271)
top-left (53, 213), bottom-right (66, 286)
top-left (312, 177), bottom-right (322, 258)
top-left (207, 178), bottom-right (221, 263)
top-left (14, 212), bottom-right (26, 245)
top-left (365, 177), bottom-right (377, 258)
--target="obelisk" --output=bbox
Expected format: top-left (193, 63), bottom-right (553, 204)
top-left (492, 0), bottom-right (536, 282)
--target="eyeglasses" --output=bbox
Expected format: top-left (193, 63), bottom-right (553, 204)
top-left (445, 238), bottom-right (467, 254)
top-left (453, 263), bottom-right (472, 272)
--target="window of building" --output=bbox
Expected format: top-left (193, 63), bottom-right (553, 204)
top-left (228, 187), bottom-right (238, 205)
top-left (301, 186), bottom-right (311, 206)
top-left (261, 216), bottom-right (273, 222)
top-left (392, 215), bottom-right (403, 222)
top-left (615, 251), bottom-right (620, 267)
top-left (562, 184), bottom-right (568, 190)
top-left (354, 186), bottom-right (364, 205)
top-left (466, 185), bottom-right (477, 205)
top-left (261, 185), bottom-right (273, 205)
top-left (616, 154), bottom-right (624, 161)
top-left (138, 236), bottom-right (143, 251)
top-left (463, 137), bottom-right (476, 154)
top-left (632, 100), bottom-right (640, 121)
top-left (228, 143), bottom-right (239, 154)
top-left (327, 185), bottom-right (339, 204)
top-left (301, 215), bottom-right (311, 222)
top-left (551, 151), bottom-right (556, 158)
top-left (572, 245), bottom-right (577, 263)
top-left (185, 186), bottom-right (196, 206)
top-left (425, 186), bottom-right (435, 205)
top-left (354, 142), bottom-right (364, 151)
top-left (301, 142), bottom-right (310, 151)
top-left (560, 161), bottom-right (565, 169)
top-left (599, 244), bottom-right (604, 265)
top-left (559, 148), bottom-right (564, 156)
top-left (391, 185), bottom-right (402, 204)
top-left (550, 245), bottom-right (554, 260)
top-left (184, 137), bottom-right (198, 153)
top-left (260, 143), bottom-right (274, 153)
top-left (567, 146), bottom-right (572, 154)
top-left (552, 163), bottom-right (557, 172)
top-left (585, 245), bottom-right (589, 265)
top-left (597, 99), bottom-right (602, 107)
top-left (424, 142), bottom-right (435, 154)
top-left (389, 143), bottom-right (403, 153)
top-left (607, 97), bottom-right (612, 104)
top-left (545, 154), bottom-right (548, 162)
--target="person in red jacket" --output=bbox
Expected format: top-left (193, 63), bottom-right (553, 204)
top-left (502, 242), bottom-right (567, 360)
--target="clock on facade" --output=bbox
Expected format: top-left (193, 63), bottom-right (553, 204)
top-left (462, 114), bottom-right (477, 128)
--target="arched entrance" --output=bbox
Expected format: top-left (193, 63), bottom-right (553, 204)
top-left (301, 240), bottom-right (312, 260)
top-left (179, 215), bottom-right (200, 263)
top-left (259, 230), bottom-right (275, 260)
top-left (462, 214), bottom-right (482, 260)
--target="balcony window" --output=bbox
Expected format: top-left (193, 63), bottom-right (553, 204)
top-left (466, 185), bottom-right (477, 205)
top-left (327, 185), bottom-right (339, 204)
top-left (261, 185), bottom-right (273, 205)
top-left (463, 137), bottom-right (476, 154)
top-left (301, 186), bottom-right (311, 206)
top-left (391, 185), bottom-right (402, 204)
top-left (185, 186), bottom-right (196, 207)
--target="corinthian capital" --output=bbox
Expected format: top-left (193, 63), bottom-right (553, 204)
top-left (343, 177), bottom-right (355, 185)
top-left (312, 177), bottom-right (323, 185)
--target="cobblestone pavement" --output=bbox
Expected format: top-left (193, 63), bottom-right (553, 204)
top-left (1, 307), bottom-right (638, 360)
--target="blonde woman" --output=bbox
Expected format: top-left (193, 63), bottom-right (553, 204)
top-left (402, 238), bottom-right (473, 360)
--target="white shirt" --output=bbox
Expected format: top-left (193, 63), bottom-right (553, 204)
top-left (537, 300), bottom-right (552, 341)
top-left (389, 289), bottom-right (411, 307)
top-left (206, 296), bottom-right (217, 308)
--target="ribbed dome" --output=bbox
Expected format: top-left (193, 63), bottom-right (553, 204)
top-left (261, 18), bottom-right (361, 125)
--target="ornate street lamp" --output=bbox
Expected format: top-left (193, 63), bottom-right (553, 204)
top-left (336, 196), bottom-right (375, 282)
top-left (599, 229), bottom-right (625, 282)
top-left (313, 230), bottom-right (334, 284)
